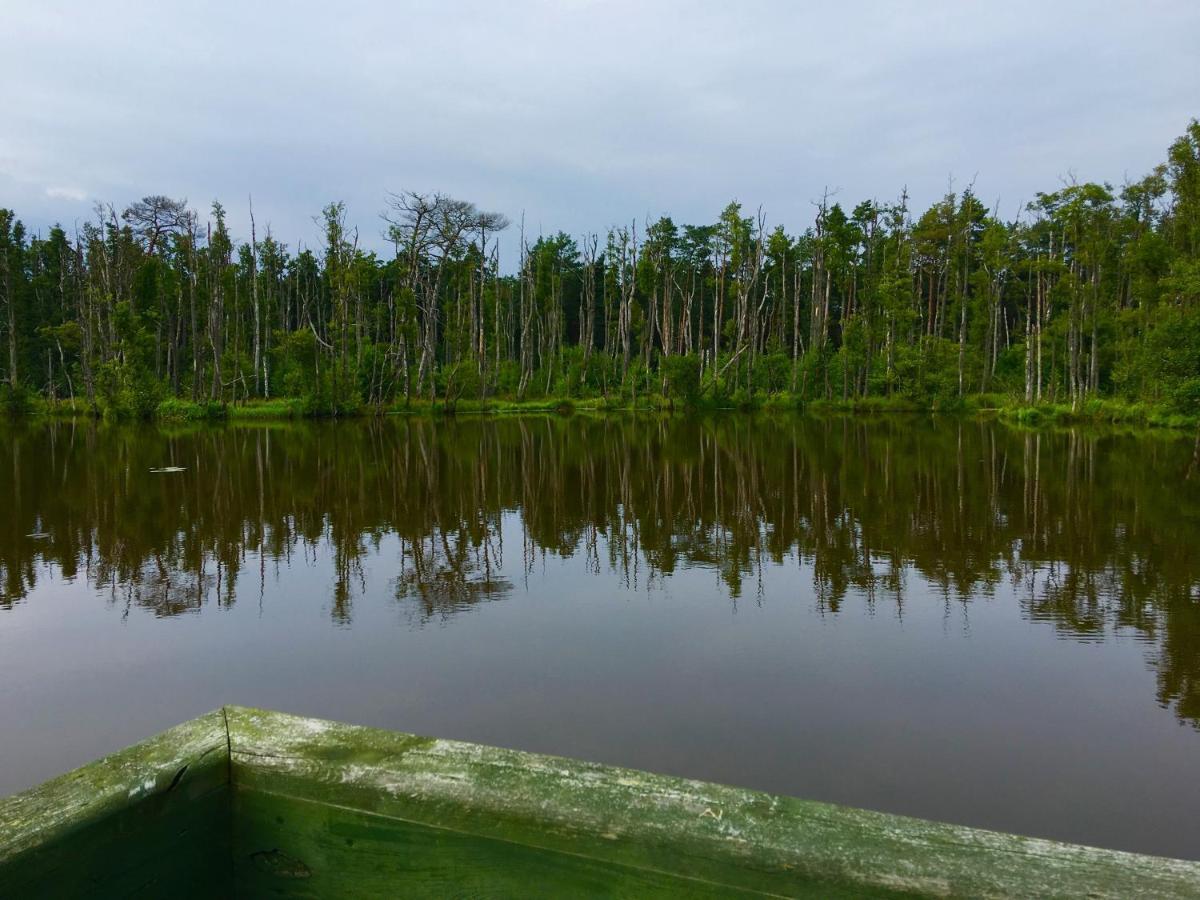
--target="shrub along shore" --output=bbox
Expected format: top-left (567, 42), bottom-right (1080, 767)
top-left (2, 120), bottom-right (1199, 432)
top-left (7, 390), bottom-right (1197, 431)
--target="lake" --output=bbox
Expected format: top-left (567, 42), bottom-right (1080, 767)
top-left (1, 414), bottom-right (1198, 860)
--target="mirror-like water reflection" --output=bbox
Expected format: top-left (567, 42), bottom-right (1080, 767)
top-left (2, 415), bottom-right (1198, 858)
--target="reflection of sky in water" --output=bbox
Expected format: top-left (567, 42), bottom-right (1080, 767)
top-left (1, 416), bottom-right (1199, 860)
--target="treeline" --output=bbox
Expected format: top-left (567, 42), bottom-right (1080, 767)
top-left (1, 120), bottom-right (1199, 417)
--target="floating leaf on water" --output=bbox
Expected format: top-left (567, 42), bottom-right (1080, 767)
top-left (149, 466), bottom-right (187, 474)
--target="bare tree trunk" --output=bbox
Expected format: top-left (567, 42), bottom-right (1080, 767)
top-left (582, 235), bottom-right (597, 364)
top-left (250, 199), bottom-right (261, 397)
top-left (3, 262), bottom-right (15, 390)
top-left (1036, 267), bottom-right (1044, 403)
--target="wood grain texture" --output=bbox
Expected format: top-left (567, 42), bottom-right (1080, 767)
top-left (225, 706), bottom-right (1200, 899)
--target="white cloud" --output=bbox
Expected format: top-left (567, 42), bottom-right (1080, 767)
top-left (45, 186), bottom-right (87, 202)
top-left (1, 0), bottom-right (1197, 252)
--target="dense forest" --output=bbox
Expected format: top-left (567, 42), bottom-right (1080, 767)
top-left (1, 120), bottom-right (1198, 418)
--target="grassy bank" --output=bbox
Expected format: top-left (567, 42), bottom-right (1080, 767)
top-left (786, 394), bottom-right (1200, 429)
top-left (985, 398), bottom-right (1199, 429)
top-left (6, 391), bottom-right (1199, 430)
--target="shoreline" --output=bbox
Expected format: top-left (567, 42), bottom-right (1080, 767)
top-left (6, 394), bottom-right (1198, 431)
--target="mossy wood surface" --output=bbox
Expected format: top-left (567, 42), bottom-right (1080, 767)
top-left (3, 705), bottom-right (1200, 898)
top-left (225, 707), bottom-right (1200, 899)
top-left (0, 710), bottom-right (231, 898)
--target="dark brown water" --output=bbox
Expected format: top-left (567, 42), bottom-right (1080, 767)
top-left (2, 414), bottom-right (1199, 859)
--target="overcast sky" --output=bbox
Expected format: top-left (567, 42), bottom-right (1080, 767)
top-left (2, 0), bottom-right (1198, 256)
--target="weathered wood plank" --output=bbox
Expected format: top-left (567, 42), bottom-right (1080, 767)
top-left (225, 706), bottom-right (1200, 899)
top-left (5, 706), bottom-right (1200, 898)
top-left (0, 710), bottom-right (231, 898)
top-left (232, 788), bottom-right (811, 898)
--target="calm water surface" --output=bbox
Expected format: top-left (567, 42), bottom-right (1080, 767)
top-left (2, 414), bottom-right (1199, 859)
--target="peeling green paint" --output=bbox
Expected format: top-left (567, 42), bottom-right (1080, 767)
top-left (3, 706), bottom-right (1199, 898)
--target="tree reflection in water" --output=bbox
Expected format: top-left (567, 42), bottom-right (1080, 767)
top-left (1, 414), bottom-right (1197, 724)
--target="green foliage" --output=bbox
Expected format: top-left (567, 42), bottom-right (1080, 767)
top-left (752, 353), bottom-right (791, 395)
top-left (156, 398), bottom-right (228, 421)
top-left (495, 361), bottom-right (522, 398)
top-left (301, 369), bottom-right (361, 417)
top-left (229, 398), bottom-right (305, 419)
top-left (3, 120), bottom-right (1200, 428)
top-left (661, 354), bottom-right (701, 404)
top-left (0, 383), bottom-right (38, 416)
top-left (1171, 378), bottom-right (1200, 416)
top-left (884, 339), bottom-right (957, 405)
top-left (435, 360), bottom-right (481, 405)
top-left (620, 360), bottom-right (652, 400)
top-left (1112, 307), bottom-right (1200, 401)
top-left (273, 330), bottom-right (321, 401)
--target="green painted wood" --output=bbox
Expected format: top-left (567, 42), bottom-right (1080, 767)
top-left (224, 707), bottom-right (1200, 899)
top-left (4, 706), bottom-right (1200, 898)
top-left (231, 789), bottom-right (807, 898)
top-left (0, 710), bottom-right (231, 899)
